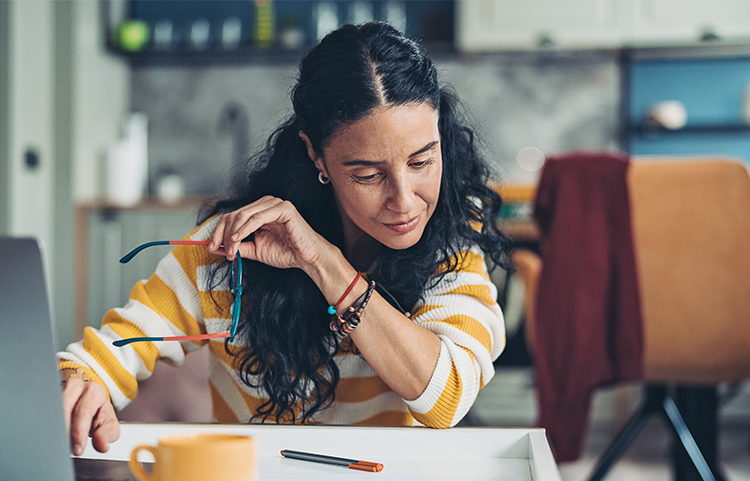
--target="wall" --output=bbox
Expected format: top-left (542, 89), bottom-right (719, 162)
top-left (0, 1), bottom-right (9, 234)
top-left (439, 51), bottom-right (621, 183)
top-left (72, 1), bottom-right (131, 203)
top-left (7, 0), bottom-right (55, 260)
top-left (1, 0), bottom-right (131, 349)
top-left (131, 50), bottom-right (621, 192)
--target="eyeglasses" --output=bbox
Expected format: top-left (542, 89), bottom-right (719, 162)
top-left (112, 240), bottom-right (242, 347)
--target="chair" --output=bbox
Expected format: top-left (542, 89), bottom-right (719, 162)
top-left (509, 249), bottom-right (542, 357)
top-left (525, 156), bottom-right (750, 481)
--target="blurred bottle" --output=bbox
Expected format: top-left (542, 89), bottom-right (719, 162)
top-left (153, 19), bottom-right (174, 50)
top-left (254, 0), bottom-right (276, 48)
top-left (349, 2), bottom-right (373, 25)
top-left (189, 18), bottom-right (211, 50)
top-left (385, 1), bottom-right (406, 33)
top-left (279, 15), bottom-right (305, 50)
top-left (222, 16), bottom-right (243, 50)
top-left (107, 113), bottom-right (148, 207)
top-left (156, 168), bottom-right (185, 205)
top-left (313, 2), bottom-right (338, 42)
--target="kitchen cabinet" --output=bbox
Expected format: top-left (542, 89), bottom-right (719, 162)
top-left (456, 0), bottom-right (750, 52)
top-left (626, 1), bottom-right (750, 46)
top-left (457, 0), bottom-right (621, 51)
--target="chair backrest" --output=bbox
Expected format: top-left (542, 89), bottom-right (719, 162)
top-left (629, 157), bottom-right (750, 384)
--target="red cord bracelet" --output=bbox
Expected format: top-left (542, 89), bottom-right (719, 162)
top-left (328, 272), bottom-right (361, 315)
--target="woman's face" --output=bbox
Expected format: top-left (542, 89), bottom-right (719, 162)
top-left (306, 103), bottom-right (442, 254)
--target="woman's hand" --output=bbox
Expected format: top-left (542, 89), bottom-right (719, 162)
top-left (62, 378), bottom-right (120, 456)
top-left (207, 196), bottom-right (333, 273)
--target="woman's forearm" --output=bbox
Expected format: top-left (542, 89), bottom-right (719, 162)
top-left (304, 245), bottom-right (441, 401)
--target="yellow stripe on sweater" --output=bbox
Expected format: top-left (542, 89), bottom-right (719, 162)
top-left (411, 362), bottom-right (462, 428)
top-left (435, 249), bottom-right (487, 276)
top-left (82, 327), bottom-right (138, 401)
top-left (140, 275), bottom-right (202, 338)
top-left (335, 375), bottom-right (393, 403)
top-left (209, 340), bottom-right (242, 371)
top-left (199, 290), bottom-right (234, 320)
top-left (457, 344), bottom-right (483, 388)
top-left (436, 314), bottom-right (493, 353)
top-left (455, 250), bottom-right (489, 277)
top-left (102, 313), bottom-right (159, 373)
top-left (445, 282), bottom-right (495, 306)
top-left (209, 380), bottom-right (240, 423)
top-left (411, 303), bottom-right (444, 318)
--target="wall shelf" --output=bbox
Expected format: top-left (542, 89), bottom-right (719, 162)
top-left (629, 123), bottom-right (750, 136)
top-left (102, 0), bottom-right (455, 66)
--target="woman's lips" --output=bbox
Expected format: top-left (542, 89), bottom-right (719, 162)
top-left (384, 215), bottom-right (420, 234)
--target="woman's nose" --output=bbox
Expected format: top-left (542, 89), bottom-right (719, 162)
top-left (386, 175), bottom-right (416, 213)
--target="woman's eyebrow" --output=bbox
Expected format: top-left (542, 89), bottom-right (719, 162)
top-left (409, 140), bottom-right (439, 158)
top-left (341, 140), bottom-right (440, 167)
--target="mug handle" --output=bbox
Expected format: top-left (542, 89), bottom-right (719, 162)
top-left (129, 444), bottom-right (159, 481)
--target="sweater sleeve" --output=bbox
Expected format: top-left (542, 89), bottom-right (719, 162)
top-left (402, 246), bottom-right (505, 427)
top-left (56, 220), bottom-right (225, 411)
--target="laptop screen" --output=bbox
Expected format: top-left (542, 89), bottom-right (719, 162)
top-left (0, 237), bottom-right (75, 481)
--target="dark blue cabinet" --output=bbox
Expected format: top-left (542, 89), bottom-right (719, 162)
top-left (105, 0), bottom-right (455, 64)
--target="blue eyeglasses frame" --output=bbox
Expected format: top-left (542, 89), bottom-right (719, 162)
top-left (112, 240), bottom-right (242, 346)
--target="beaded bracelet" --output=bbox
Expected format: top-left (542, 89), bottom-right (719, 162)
top-left (329, 280), bottom-right (375, 335)
top-left (327, 271), bottom-right (361, 315)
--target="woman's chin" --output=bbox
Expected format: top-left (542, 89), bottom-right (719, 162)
top-left (377, 230), bottom-right (424, 251)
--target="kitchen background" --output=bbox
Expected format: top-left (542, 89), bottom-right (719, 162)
top-left (2, 2), bottom-right (750, 478)
top-left (133, 52), bottom-right (620, 195)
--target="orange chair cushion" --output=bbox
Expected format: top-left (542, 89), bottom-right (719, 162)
top-left (629, 159), bottom-right (750, 384)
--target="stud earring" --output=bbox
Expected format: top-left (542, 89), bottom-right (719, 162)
top-left (318, 172), bottom-right (330, 184)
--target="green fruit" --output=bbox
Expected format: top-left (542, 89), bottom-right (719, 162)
top-left (117, 20), bottom-right (150, 52)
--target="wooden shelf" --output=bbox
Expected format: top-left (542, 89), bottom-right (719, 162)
top-left (107, 43), bottom-right (309, 66)
top-left (630, 123), bottom-right (750, 136)
top-left (77, 196), bottom-right (214, 212)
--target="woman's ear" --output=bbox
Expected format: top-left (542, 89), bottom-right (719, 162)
top-left (298, 131), bottom-right (327, 174)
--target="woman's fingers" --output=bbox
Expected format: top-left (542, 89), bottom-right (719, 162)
top-left (228, 199), bottom-right (287, 247)
top-left (62, 377), bottom-right (84, 432)
top-left (89, 404), bottom-right (121, 454)
top-left (207, 196), bottom-right (326, 269)
top-left (64, 380), bottom-right (119, 455)
top-left (207, 217), bottom-right (227, 255)
top-left (209, 197), bottom-right (286, 260)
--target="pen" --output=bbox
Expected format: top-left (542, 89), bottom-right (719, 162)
top-left (280, 449), bottom-right (384, 472)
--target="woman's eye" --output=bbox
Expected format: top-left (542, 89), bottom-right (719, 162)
top-left (354, 173), bottom-right (380, 183)
top-left (411, 158), bottom-right (434, 169)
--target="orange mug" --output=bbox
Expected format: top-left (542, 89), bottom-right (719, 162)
top-left (129, 433), bottom-right (256, 481)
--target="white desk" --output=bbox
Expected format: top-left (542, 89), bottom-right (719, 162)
top-left (79, 423), bottom-right (561, 480)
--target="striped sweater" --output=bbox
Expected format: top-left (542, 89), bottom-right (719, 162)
top-left (58, 217), bottom-right (506, 427)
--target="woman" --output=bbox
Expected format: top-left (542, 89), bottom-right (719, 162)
top-left (59, 22), bottom-right (511, 456)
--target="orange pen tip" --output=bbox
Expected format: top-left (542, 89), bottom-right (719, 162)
top-left (349, 463), bottom-right (380, 472)
top-left (358, 461), bottom-right (383, 471)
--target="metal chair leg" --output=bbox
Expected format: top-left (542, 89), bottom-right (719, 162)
top-left (586, 385), bottom-right (664, 481)
top-left (663, 396), bottom-right (723, 481)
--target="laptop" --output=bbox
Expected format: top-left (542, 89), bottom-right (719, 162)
top-left (0, 237), bottom-right (76, 481)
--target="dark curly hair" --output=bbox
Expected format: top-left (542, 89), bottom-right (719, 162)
top-left (200, 22), bottom-right (511, 424)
